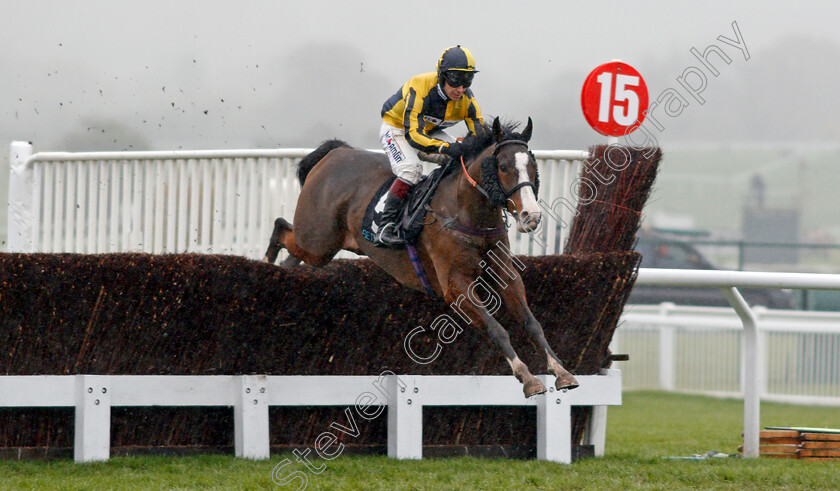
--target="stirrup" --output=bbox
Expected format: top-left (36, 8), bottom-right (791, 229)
top-left (376, 222), bottom-right (405, 247)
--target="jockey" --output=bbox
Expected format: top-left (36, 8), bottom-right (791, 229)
top-left (376, 45), bottom-right (484, 247)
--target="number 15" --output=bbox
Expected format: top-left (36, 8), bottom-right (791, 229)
top-left (596, 72), bottom-right (640, 126)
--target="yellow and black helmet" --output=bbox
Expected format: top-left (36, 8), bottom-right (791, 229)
top-left (437, 45), bottom-right (478, 88)
top-left (437, 45), bottom-right (478, 73)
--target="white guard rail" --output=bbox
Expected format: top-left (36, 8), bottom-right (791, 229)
top-left (617, 304), bottom-right (840, 403)
top-left (0, 372), bottom-right (621, 464)
top-left (8, 142), bottom-right (588, 259)
top-left (632, 268), bottom-right (840, 459)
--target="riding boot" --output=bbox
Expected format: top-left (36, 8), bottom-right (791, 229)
top-left (376, 178), bottom-right (412, 247)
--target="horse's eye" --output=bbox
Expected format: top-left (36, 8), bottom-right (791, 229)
top-left (499, 164), bottom-right (508, 173)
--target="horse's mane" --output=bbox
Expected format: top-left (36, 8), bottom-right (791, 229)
top-left (459, 119), bottom-right (524, 162)
top-left (459, 122), bottom-right (494, 162)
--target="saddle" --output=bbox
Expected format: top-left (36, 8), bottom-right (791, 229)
top-left (361, 160), bottom-right (454, 249)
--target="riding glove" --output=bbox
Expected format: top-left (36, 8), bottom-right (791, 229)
top-left (440, 142), bottom-right (464, 159)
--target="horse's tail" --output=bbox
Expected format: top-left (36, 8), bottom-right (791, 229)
top-left (297, 139), bottom-right (351, 185)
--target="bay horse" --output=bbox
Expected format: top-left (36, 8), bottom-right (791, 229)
top-left (263, 117), bottom-right (579, 397)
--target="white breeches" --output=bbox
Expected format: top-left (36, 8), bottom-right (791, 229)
top-left (379, 122), bottom-right (454, 185)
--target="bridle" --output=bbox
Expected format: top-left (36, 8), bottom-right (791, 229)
top-left (492, 139), bottom-right (537, 200)
top-left (430, 138), bottom-right (537, 239)
top-left (459, 139), bottom-right (536, 202)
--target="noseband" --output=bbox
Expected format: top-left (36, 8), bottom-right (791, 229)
top-left (492, 140), bottom-right (537, 200)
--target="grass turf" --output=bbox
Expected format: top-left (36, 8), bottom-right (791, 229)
top-left (1, 391), bottom-right (839, 490)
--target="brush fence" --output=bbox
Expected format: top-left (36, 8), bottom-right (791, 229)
top-left (8, 142), bottom-right (589, 259)
top-left (0, 372), bottom-right (621, 463)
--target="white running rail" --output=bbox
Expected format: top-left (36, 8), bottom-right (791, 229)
top-left (617, 304), bottom-right (840, 404)
top-left (630, 268), bottom-right (840, 458)
top-left (8, 142), bottom-right (588, 258)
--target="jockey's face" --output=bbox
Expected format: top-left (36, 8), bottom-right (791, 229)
top-left (443, 81), bottom-right (466, 101)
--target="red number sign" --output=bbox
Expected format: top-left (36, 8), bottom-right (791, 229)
top-left (581, 61), bottom-right (649, 137)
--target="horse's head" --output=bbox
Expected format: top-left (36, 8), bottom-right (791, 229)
top-left (481, 117), bottom-right (541, 233)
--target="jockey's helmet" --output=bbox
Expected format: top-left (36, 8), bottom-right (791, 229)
top-left (437, 45), bottom-right (478, 88)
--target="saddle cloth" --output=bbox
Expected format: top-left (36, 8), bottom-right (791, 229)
top-left (361, 167), bottom-right (446, 248)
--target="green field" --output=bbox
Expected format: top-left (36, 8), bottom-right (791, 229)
top-left (2, 391), bottom-right (839, 490)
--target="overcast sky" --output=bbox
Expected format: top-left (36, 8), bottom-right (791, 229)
top-left (2, 2), bottom-right (838, 413)
top-left (4, 0), bottom-right (840, 245)
top-left (3, 0), bottom-right (840, 153)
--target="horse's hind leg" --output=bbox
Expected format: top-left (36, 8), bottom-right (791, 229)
top-left (262, 217), bottom-right (333, 267)
top-left (263, 218), bottom-right (303, 267)
top-left (263, 218), bottom-right (293, 264)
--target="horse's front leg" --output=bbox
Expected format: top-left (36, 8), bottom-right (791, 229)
top-left (504, 296), bottom-right (579, 390)
top-left (491, 266), bottom-right (579, 391)
top-left (445, 275), bottom-right (546, 398)
top-left (520, 302), bottom-right (579, 391)
top-left (476, 308), bottom-right (548, 397)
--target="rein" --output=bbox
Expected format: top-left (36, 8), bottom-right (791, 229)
top-left (425, 205), bottom-right (508, 239)
top-left (459, 154), bottom-right (490, 200)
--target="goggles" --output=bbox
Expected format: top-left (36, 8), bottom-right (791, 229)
top-left (443, 70), bottom-right (474, 88)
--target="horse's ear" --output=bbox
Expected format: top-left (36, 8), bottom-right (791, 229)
top-left (492, 117), bottom-right (503, 142)
top-left (521, 117), bottom-right (533, 142)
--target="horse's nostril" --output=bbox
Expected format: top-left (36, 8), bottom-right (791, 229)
top-left (520, 211), bottom-right (541, 224)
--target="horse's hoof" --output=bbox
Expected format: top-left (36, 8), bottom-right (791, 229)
top-left (555, 374), bottom-right (580, 391)
top-left (275, 217), bottom-right (293, 231)
top-left (280, 256), bottom-right (302, 268)
top-left (523, 379), bottom-right (547, 398)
